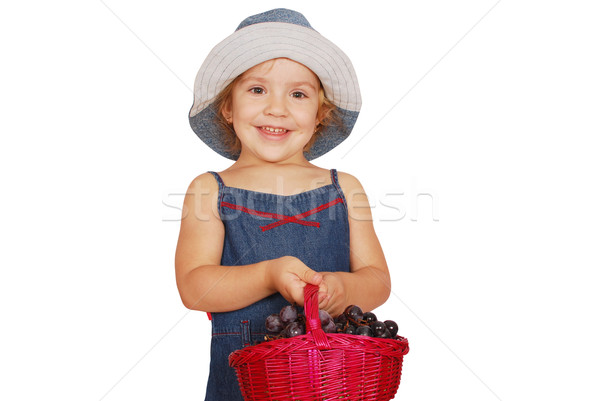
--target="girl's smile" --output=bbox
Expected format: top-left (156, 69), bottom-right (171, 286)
top-left (257, 126), bottom-right (290, 141)
top-left (222, 58), bottom-right (321, 163)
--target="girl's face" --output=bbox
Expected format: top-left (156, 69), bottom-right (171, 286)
top-left (222, 58), bottom-right (320, 163)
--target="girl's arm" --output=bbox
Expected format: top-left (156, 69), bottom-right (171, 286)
top-left (318, 172), bottom-right (392, 316)
top-left (175, 173), bottom-right (323, 312)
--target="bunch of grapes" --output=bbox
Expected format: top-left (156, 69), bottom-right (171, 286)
top-left (265, 305), bottom-right (305, 339)
top-left (336, 305), bottom-right (399, 339)
top-left (264, 304), bottom-right (400, 340)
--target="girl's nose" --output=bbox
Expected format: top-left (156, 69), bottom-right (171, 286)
top-left (264, 94), bottom-right (288, 117)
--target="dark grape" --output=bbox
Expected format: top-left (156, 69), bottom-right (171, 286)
top-left (335, 322), bottom-right (345, 332)
top-left (322, 320), bottom-right (337, 333)
top-left (344, 305), bottom-right (363, 322)
top-left (363, 312), bottom-right (377, 323)
top-left (318, 309), bottom-right (333, 326)
top-left (356, 326), bottom-right (373, 336)
top-left (334, 313), bottom-right (347, 325)
top-left (384, 320), bottom-right (398, 337)
top-left (265, 313), bottom-right (284, 333)
top-left (370, 321), bottom-right (386, 337)
top-left (283, 321), bottom-right (305, 338)
top-left (379, 328), bottom-right (392, 338)
top-left (345, 325), bottom-right (357, 335)
top-left (280, 305), bottom-right (298, 324)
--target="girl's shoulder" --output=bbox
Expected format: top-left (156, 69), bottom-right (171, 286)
top-left (186, 171), bottom-right (221, 198)
top-left (190, 171), bottom-right (220, 186)
top-left (335, 170), bottom-right (365, 194)
top-left (334, 171), bottom-right (371, 220)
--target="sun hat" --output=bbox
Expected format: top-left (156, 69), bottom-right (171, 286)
top-left (189, 8), bottom-right (362, 160)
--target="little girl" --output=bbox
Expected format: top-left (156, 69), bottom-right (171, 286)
top-left (175, 8), bottom-right (391, 400)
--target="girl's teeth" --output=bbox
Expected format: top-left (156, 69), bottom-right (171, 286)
top-left (262, 127), bottom-right (287, 133)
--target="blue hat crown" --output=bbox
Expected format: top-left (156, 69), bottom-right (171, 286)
top-left (236, 8), bottom-right (313, 31)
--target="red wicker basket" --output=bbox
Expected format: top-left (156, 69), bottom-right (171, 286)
top-left (229, 284), bottom-right (409, 400)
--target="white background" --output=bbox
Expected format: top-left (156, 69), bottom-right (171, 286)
top-left (1, 1), bottom-right (599, 400)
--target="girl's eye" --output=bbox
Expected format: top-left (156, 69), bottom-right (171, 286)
top-left (250, 87), bottom-right (264, 94)
top-left (291, 91), bottom-right (306, 99)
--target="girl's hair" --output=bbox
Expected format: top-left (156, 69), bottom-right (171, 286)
top-left (213, 74), bottom-right (341, 156)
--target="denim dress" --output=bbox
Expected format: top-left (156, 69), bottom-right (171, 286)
top-left (204, 169), bottom-right (351, 401)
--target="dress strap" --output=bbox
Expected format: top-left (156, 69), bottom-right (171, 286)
top-left (207, 171), bottom-right (225, 216)
top-left (330, 169), bottom-right (348, 207)
top-left (208, 171), bottom-right (225, 190)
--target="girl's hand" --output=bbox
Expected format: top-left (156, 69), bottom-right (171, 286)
top-left (317, 272), bottom-right (347, 317)
top-left (267, 256), bottom-right (324, 306)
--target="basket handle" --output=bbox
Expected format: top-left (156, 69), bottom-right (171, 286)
top-left (304, 284), bottom-right (331, 350)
